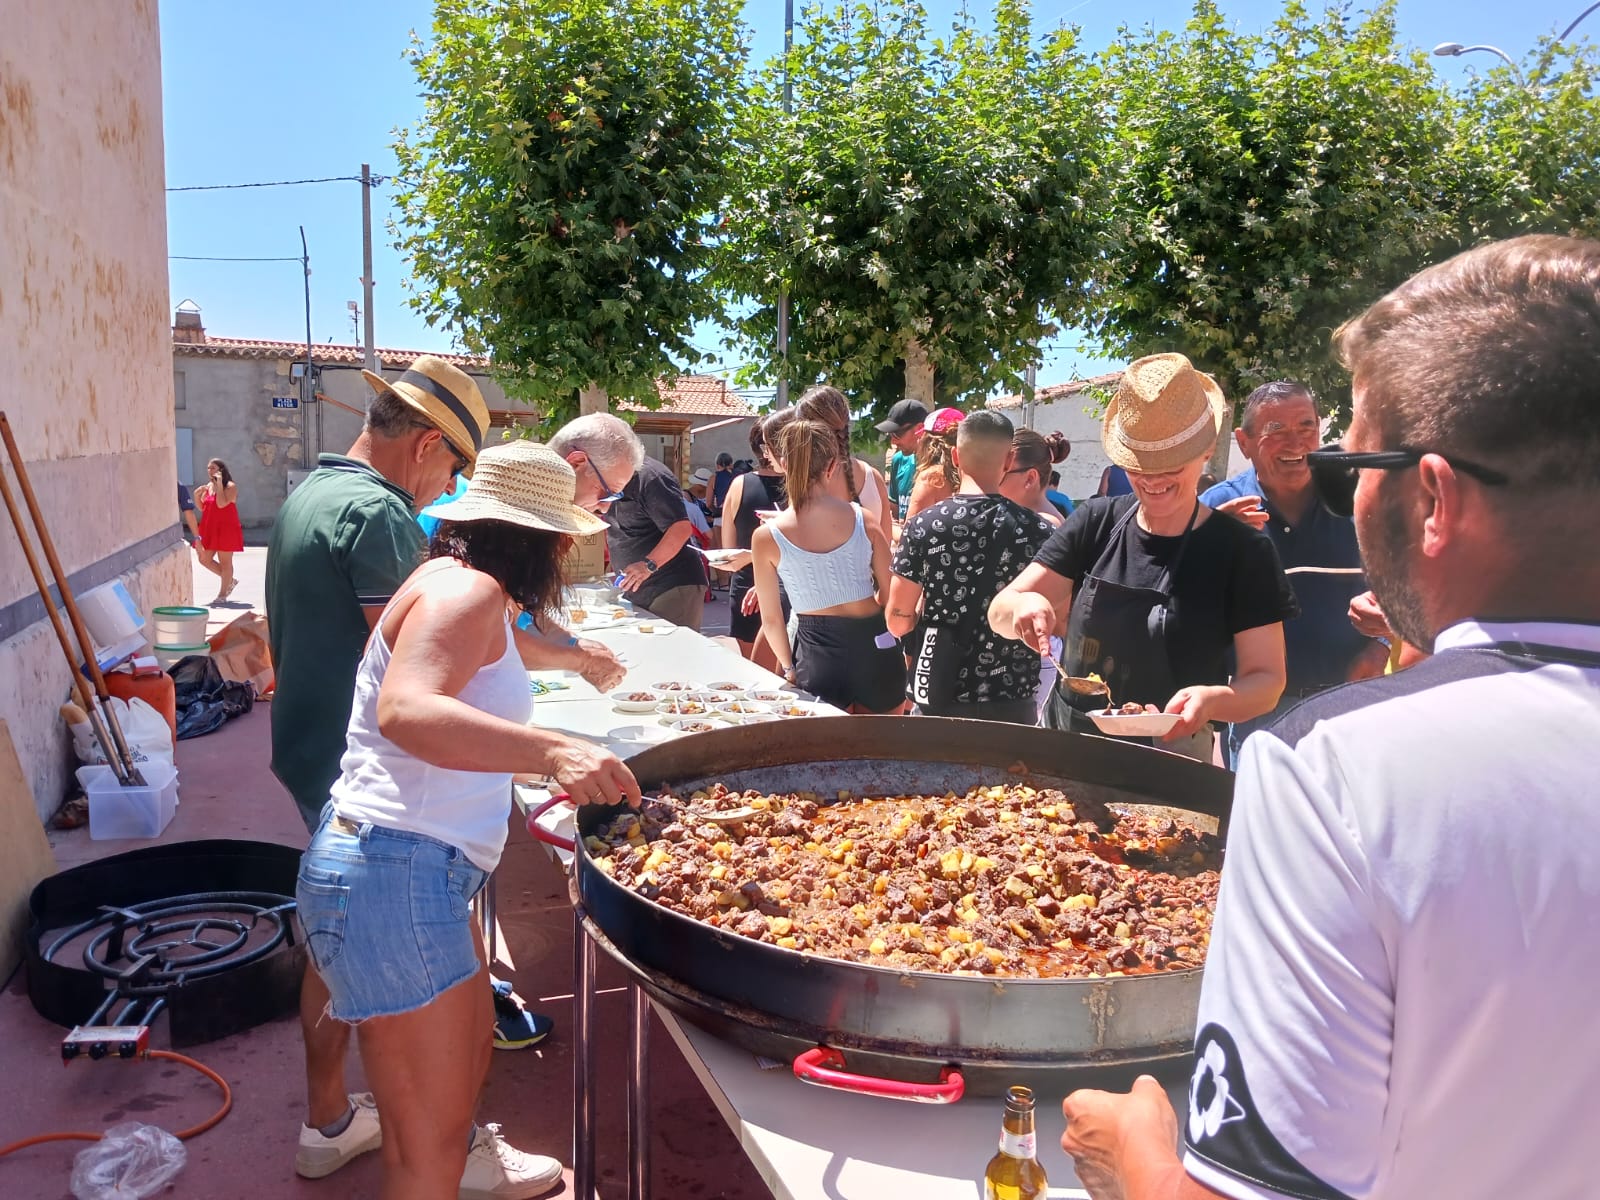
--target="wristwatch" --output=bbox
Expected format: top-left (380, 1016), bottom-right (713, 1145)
top-left (644, 557), bottom-right (659, 573)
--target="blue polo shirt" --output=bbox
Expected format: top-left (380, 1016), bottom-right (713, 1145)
top-left (1202, 466), bottom-right (1373, 698)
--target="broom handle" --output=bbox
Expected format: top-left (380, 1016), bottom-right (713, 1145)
top-left (0, 413), bottom-right (142, 782)
top-left (0, 433), bottom-right (129, 782)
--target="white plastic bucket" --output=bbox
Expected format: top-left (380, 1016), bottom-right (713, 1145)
top-left (81, 581), bottom-right (145, 650)
top-left (151, 606), bottom-right (208, 646)
top-left (154, 643), bottom-right (210, 671)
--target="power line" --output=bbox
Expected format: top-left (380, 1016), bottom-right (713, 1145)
top-left (166, 174), bottom-right (388, 193)
top-left (169, 255), bottom-right (302, 262)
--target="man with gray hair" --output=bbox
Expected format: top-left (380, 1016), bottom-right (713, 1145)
top-left (547, 411), bottom-right (647, 514)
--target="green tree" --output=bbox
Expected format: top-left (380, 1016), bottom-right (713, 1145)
top-left (1449, 35), bottom-right (1600, 242)
top-left (717, 0), bottom-right (1107, 413)
top-left (1088, 1), bottom-right (1462, 428)
top-left (392, 0), bottom-right (748, 421)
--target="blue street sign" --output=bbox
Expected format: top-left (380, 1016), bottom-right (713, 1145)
top-left (272, 396), bottom-right (300, 409)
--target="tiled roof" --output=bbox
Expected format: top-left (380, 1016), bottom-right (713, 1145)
top-left (173, 336), bottom-right (485, 371)
top-left (988, 370), bottom-right (1123, 411)
top-left (173, 334), bottom-right (753, 419)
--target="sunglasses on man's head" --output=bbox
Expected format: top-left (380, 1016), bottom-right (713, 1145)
top-left (1306, 444), bottom-right (1510, 517)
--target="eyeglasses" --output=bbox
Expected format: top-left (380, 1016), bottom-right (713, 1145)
top-left (588, 458), bottom-right (625, 508)
top-left (1306, 445), bottom-right (1510, 517)
top-left (443, 438), bottom-right (470, 480)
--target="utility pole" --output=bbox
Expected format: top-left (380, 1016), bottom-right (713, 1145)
top-left (300, 225), bottom-right (317, 463)
top-left (360, 163), bottom-right (377, 372)
top-left (1023, 361), bottom-right (1037, 430)
top-left (774, 0), bottom-right (794, 408)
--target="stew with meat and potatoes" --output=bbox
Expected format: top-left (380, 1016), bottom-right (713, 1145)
top-left (588, 784), bottom-right (1221, 978)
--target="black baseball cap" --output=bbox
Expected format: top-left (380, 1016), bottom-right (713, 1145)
top-left (874, 398), bottom-right (930, 435)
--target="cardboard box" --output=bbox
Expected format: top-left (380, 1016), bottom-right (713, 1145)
top-left (563, 531), bottom-right (609, 583)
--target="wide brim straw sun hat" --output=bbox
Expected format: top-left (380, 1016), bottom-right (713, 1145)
top-left (362, 354), bottom-right (492, 471)
top-left (419, 441), bottom-right (610, 537)
top-left (1101, 353), bottom-right (1228, 474)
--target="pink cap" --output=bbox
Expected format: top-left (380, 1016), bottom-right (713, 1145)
top-left (923, 407), bottom-right (965, 434)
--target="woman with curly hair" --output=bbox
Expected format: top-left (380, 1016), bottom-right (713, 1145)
top-left (751, 418), bottom-right (905, 712)
top-left (1000, 429), bottom-right (1072, 527)
top-left (794, 385), bottom-right (893, 540)
top-left (903, 408), bottom-right (965, 522)
top-left (296, 441), bottom-right (640, 1200)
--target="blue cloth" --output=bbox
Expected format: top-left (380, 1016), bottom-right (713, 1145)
top-left (1045, 487), bottom-right (1075, 516)
top-left (1101, 465), bottom-right (1133, 497)
top-left (1202, 466), bottom-right (1375, 762)
top-left (416, 475), bottom-right (469, 539)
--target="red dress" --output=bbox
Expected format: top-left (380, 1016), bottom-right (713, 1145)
top-left (197, 487), bottom-right (244, 552)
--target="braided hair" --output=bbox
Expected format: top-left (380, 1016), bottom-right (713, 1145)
top-left (795, 386), bottom-right (861, 504)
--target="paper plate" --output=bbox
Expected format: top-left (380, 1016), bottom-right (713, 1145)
top-left (1087, 709), bottom-right (1181, 738)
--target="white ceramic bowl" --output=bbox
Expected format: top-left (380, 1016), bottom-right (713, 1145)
top-left (656, 697), bottom-right (713, 717)
top-left (1086, 709), bottom-right (1181, 738)
top-left (609, 688), bottom-right (664, 713)
top-left (704, 680), bottom-right (749, 695)
top-left (742, 687), bottom-right (797, 705)
top-left (651, 679), bottom-right (702, 694)
top-left (712, 700), bottom-right (773, 718)
top-left (721, 711), bottom-right (782, 725)
top-left (660, 716), bottom-right (722, 734)
top-left (770, 700), bottom-right (826, 719)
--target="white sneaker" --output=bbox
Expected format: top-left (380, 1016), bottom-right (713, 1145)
top-left (295, 1092), bottom-right (383, 1179)
top-left (458, 1123), bottom-right (563, 1200)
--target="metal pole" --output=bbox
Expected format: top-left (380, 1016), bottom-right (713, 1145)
top-left (300, 225), bottom-right (315, 465)
top-left (1560, 1), bottom-right (1600, 40)
top-left (774, 0), bottom-right (794, 408)
top-left (572, 906), bottom-right (598, 1200)
top-left (361, 164), bottom-right (377, 372)
top-left (628, 984), bottom-right (651, 1200)
top-left (1023, 361), bottom-right (1037, 431)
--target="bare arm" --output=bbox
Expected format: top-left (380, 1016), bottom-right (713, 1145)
top-left (865, 518), bottom-right (893, 602)
top-left (884, 574), bottom-right (923, 639)
top-left (988, 561), bottom-right (1075, 655)
top-left (512, 620), bottom-right (626, 692)
top-left (617, 518), bottom-right (696, 592)
top-left (374, 572), bottom-right (638, 804)
top-left (751, 527), bottom-right (793, 677)
top-left (1061, 1078), bottom-right (1228, 1200)
top-left (720, 474), bottom-right (747, 550)
top-left (1161, 621), bottom-right (1287, 740)
top-left (861, 461), bottom-right (892, 542)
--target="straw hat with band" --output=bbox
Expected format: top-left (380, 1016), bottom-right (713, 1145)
top-left (1101, 353), bottom-right (1227, 475)
top-left (419, 441), bottom-right (610, 537)
top-left (362, 355), bottom-right (491, 471)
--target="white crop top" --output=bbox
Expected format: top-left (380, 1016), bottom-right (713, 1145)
top-left (770, 504), bottom-right (876, 613)
top-left (330, 570), bottom-right (531, 872)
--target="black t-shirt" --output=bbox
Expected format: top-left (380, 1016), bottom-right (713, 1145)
top-left (1033, 496), bottom-right (1297, 697)
top-left (606, 457), bottom-right (707, 603)
top-left (893, 493), bottom-right (1055, 704)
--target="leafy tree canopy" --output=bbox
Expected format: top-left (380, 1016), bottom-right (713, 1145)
top-left (716, 0), bottom-right (1107, 413)
top-left (392, 0), bottom-right (748, 420)
top-left (1087, 1), bottom-right (1463, 418)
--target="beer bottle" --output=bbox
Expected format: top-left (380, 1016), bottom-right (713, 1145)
top-left (983, 1085), bottom-right (1049, 1200)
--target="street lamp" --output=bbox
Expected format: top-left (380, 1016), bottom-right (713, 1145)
top-left (1558, 2), bottom-right (1600, 40)
top-left (1432, 41), bottom-right (1528, 87)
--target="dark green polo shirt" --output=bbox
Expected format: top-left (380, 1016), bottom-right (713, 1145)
top-left (265, 455), bottom-right (424, 830)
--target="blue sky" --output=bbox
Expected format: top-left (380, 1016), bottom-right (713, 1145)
top-left (161, 0), bottom-right (1584, 392)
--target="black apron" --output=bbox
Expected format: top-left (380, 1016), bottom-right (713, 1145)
top-left (1045, 500), bottom-right (1200, 735)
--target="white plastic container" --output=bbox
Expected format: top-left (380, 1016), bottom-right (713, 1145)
top-left (154, 643), bottom-right (210, 670)
top-left (151, 606), bottom-right (209, 646)
top-left (77, 761), bottom-right (178, 840)
top-left (81, 581), bottom-right (146, 650)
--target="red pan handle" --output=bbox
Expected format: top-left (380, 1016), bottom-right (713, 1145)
top-left (526, 792), bottom-right (575, 853)
top-left (792, 1046), bottom-right (965, 1104)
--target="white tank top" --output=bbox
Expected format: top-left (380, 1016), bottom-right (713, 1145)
top-left (770, 504), bottom-right (876, 613)
top-left (330, 568), bottom-right (531, 872)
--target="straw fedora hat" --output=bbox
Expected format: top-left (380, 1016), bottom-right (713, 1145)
top-left (1101, 354), bottom-right (1227, 474)
top-left (362, 355), bottom-right (491, 469)
top-left (419, 441), bottom-right (610, 537)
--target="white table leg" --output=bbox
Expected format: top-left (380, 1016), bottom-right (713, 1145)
top-left (628, 982), bottom-right (651, 1200)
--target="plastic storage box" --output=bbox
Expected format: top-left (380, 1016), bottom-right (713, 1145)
top-left (76, 761), bottom-right (179, 840)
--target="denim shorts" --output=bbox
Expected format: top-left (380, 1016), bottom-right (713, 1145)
top-left (297, 809), bottom-right (488, 1022)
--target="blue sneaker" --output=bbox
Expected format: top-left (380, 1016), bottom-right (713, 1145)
top-left (491, 981), bottom-right (554, 1050)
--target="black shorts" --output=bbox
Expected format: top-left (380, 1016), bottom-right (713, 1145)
top-left (794, 612), bottom-right (905, 713)
top-left (728, 567), bottom-right (790, 644)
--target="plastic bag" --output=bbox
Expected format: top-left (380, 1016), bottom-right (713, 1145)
top-left (206, 610), bottom-right (274, 697)
top-left (71, 1122), bottom-right (185, 1200)
top-left (69, 697), bottom-right (176, 769)
top-left (169, 655), bottom-right (255, 740)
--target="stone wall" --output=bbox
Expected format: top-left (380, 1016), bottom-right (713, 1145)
top-left (0, 0), bottom-right (187, 821)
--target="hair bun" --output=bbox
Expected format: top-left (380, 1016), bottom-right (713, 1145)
top-left (1045, 431), bottom-right (1071, 463)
